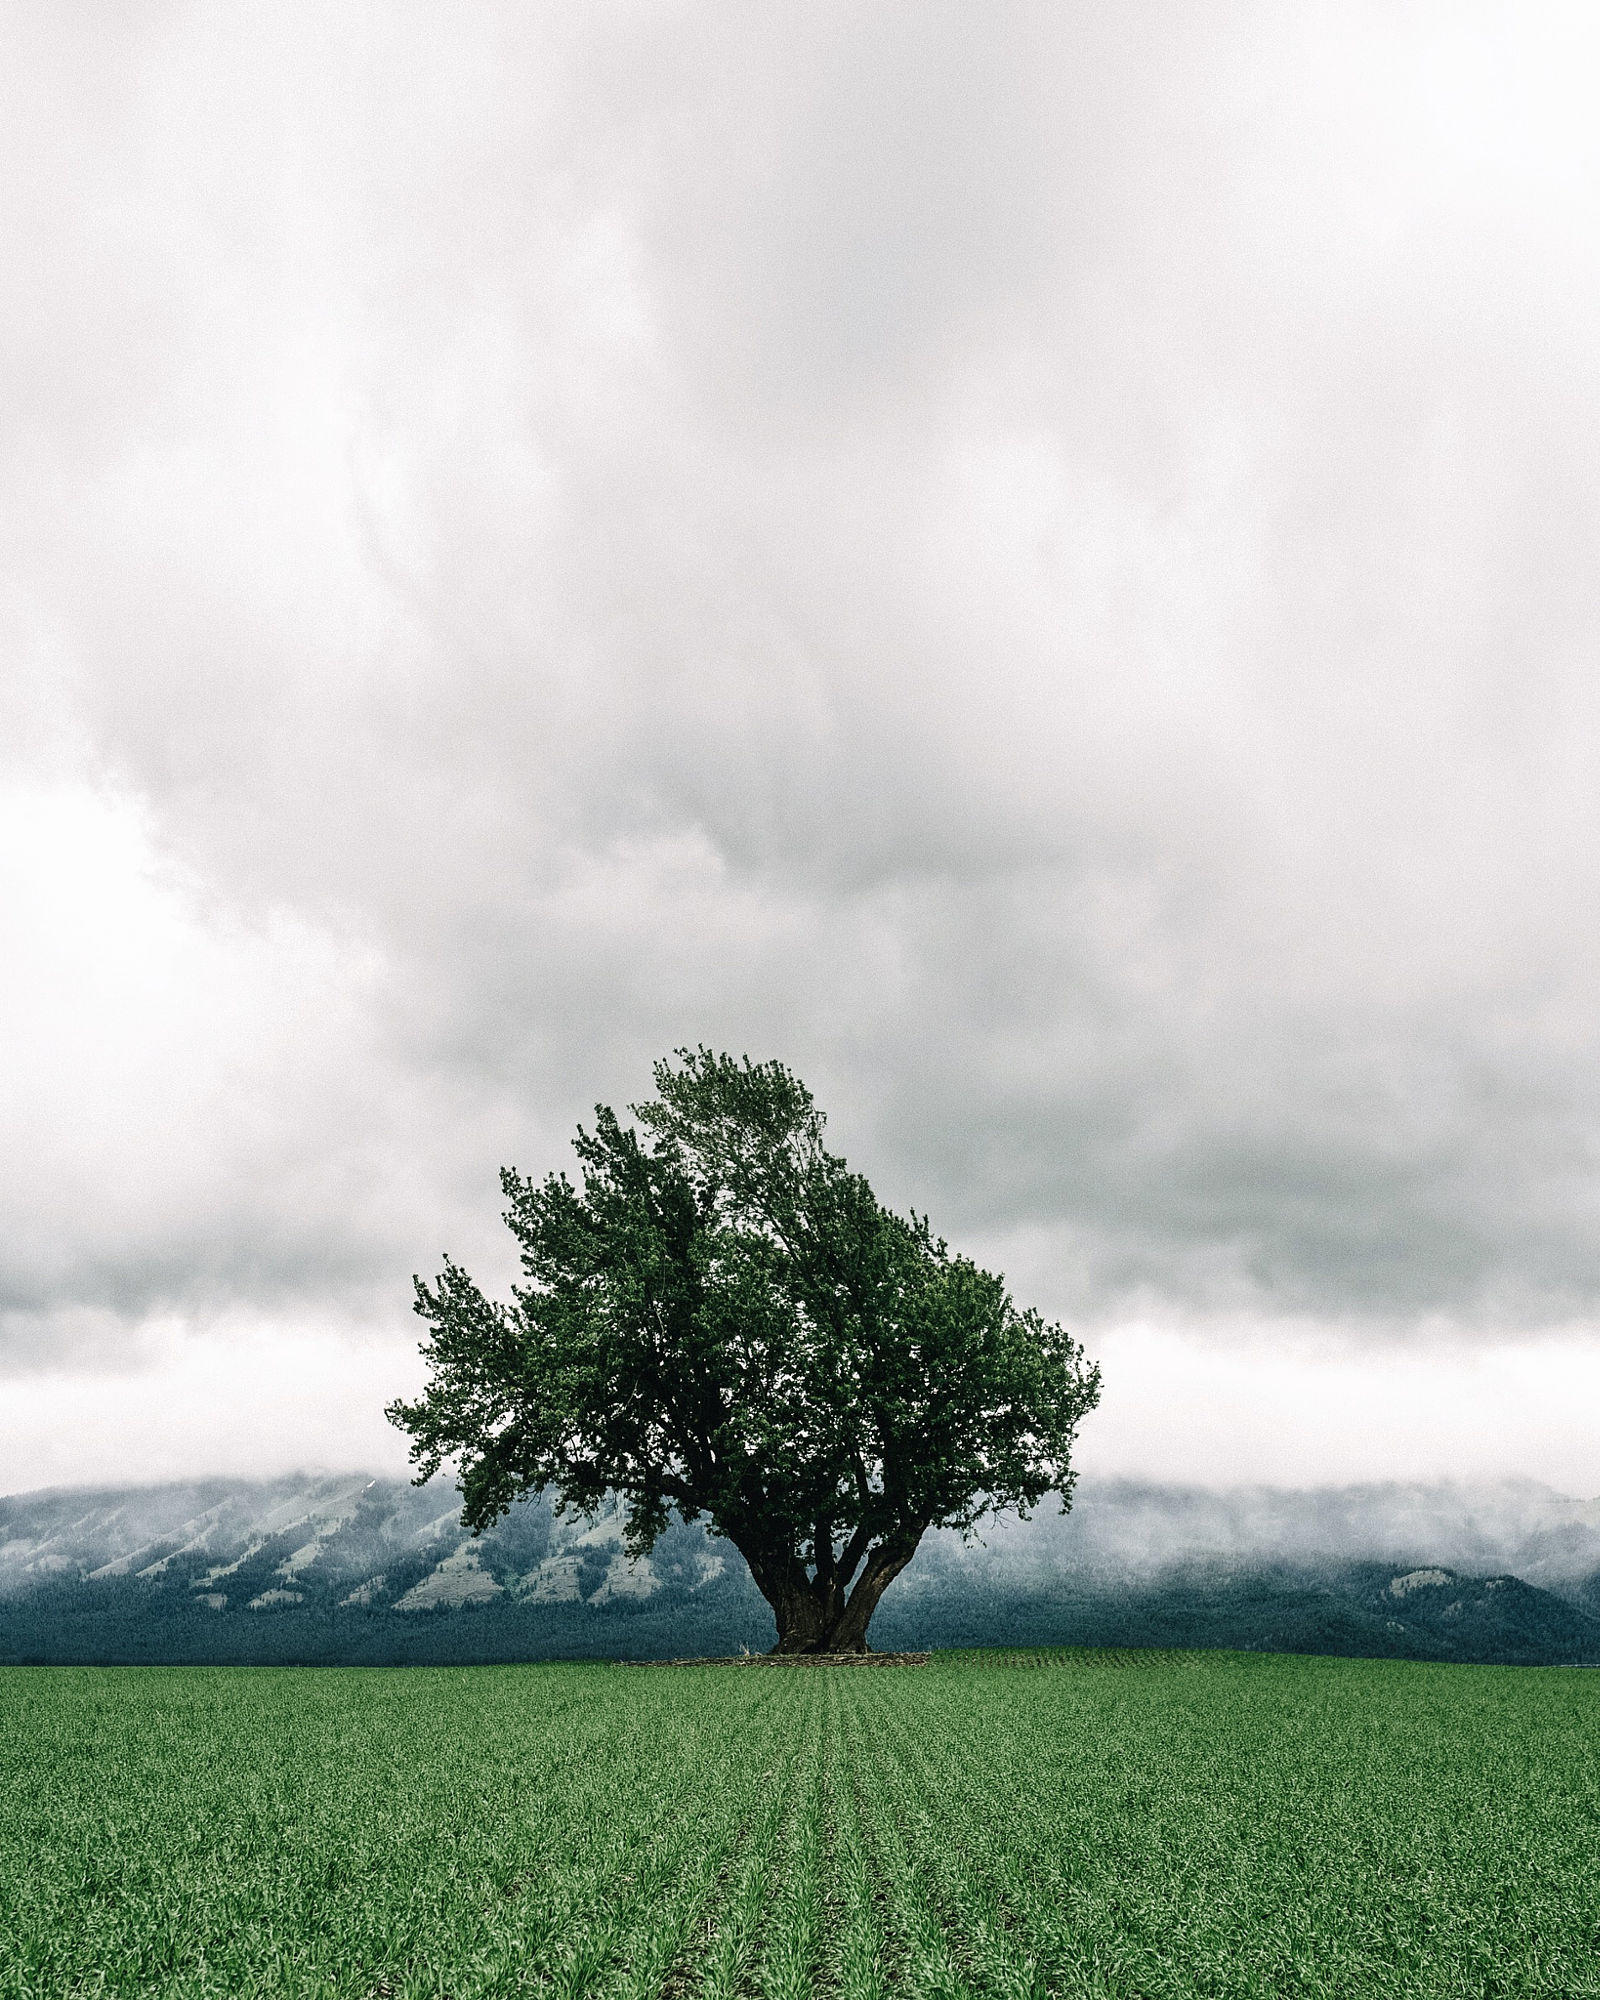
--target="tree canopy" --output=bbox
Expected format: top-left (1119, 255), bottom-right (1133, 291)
top-left (387, 1050), bottom-right (1102, 1652)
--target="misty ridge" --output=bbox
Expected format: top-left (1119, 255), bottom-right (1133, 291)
top-left (964, 1476), bottom-right (1600, 1593)
top-left (5, 1470), bottom-right (1600, 1669)
top-left (8, 1472), bottom-right (1600, 1598)
top-left (12, 1473), bottom-right (1600, 1597)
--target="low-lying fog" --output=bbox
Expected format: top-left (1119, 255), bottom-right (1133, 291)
top-left (6, 1472), bottom-right (1599, 1600)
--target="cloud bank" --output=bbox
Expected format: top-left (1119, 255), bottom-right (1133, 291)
top-left (5, 3), bottom-right (1600, 1487)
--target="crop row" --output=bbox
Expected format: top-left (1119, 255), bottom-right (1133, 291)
top-left (2, 1652), bottom-right (1597, 1997)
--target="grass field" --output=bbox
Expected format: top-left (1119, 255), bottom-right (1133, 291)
top-left (2, 1650), bottom-right (1597, 1999)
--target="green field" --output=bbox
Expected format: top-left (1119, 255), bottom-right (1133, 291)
top-left (2, 1651), bottom-right (1597, 1999)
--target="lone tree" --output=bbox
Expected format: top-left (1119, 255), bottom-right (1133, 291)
top-left (387, 1051), bottom-right (1101, 1654)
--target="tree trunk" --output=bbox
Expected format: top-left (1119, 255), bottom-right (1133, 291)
top-left (756, 1531), bottom-right (925, 1654)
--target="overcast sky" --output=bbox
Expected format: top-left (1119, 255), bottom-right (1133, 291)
top-left (6, 2), bottom-right (1600, 1498)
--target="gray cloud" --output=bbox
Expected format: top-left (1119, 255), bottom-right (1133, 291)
top-left (6, 1), bottom-right (1600, 1394)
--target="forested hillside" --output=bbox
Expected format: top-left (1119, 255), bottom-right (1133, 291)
top-left (4, 1473), bottom-right (1598, 1665)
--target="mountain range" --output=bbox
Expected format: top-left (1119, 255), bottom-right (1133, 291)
top-left (4, 1472), bottom-right (1600, 1666)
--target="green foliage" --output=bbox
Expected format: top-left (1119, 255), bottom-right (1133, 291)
top-left (387, 1050), bottom-right (1101, 1649)
top-left (4, 1653), bottom-right (1600, 1997)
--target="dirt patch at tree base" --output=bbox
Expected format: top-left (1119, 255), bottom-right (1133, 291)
top-left (627, 1651), bottom-right (932, 1667)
